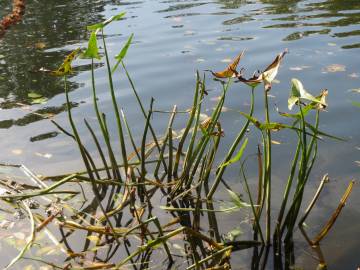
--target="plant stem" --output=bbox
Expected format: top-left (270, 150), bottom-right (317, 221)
top-left (264, 89), bottom-right (272, 245)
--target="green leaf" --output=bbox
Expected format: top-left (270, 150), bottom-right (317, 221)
top-left (240, 112), bottom-right (296, 132)
top-left (227, 189), bottom-right (251, 209)
top-left (305, 121), bottom-right (345, 141)
top-left (352, 101), bottom-right (360, 108)
top-left (87, 12), bottom-right (126, 31)
top-left (239, 112), bottom-right (263, 129)
top-left (112, 33), bottom-right (134, 73)
top-left (220, 138), bottom-right (248, 168)
top-left (28, 92), bottom-right (42, 99)
top-left (82, 31), bottom-right (100, 59)
top-left (31, 97), bottom-right (48, 104)
top-left (288, 78), bottom-right (323, 110)
top-left (226, 227), bottom-right (243, 241)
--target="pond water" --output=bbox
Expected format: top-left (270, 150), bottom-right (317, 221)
top-left (0, 0), bottom-right (359, 269)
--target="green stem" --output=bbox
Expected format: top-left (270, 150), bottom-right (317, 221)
top-left (90, 58), bottom-right (122, 182)
top-left (101, 30), bottom-right (128, 174)
top-left (264, 90), bottom-right (272, 245)
top-left (207, 86), bottom-right (255, 199)
top-left (64, 75), bottom-right (120, 244)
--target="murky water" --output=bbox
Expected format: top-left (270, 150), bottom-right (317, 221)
top-left (0, 0), bottom-right (359, 269)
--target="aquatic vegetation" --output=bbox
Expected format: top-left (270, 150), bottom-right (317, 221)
top-left (205, 50), bottom-right (244, 78)
top-left (0, 12), bottom-right (355, 270)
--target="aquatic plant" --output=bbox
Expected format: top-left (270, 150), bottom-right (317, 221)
top-left (0, 12), bottom-right (355, 270)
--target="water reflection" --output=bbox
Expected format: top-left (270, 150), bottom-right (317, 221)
top-left (216, 0), bottom-right (249, 10)
top-left (0, 0), bottom-right (112, 128)
top-left (0, 102), bottom-right (78, 129)
top-left (259, 0), bottom-right (360, 40)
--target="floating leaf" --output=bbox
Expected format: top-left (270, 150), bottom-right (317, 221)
top-left (35, 42), bottom-right (46, 50)
top-left (220, 138), bottom-right (248, 168)
top-left (324, 64), bottom-right (346, 73)
top-left (87, 12), bottom-right (126, 31)
top-left (112, 33), bottom-right (134, 73)
top-left (31, 97), bottom-right (48, 104)
top-left (28, 92), bottom-right (42, 99)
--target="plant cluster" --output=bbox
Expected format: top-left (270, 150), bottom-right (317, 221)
top-left (0, 12), bottom-right (354, 270)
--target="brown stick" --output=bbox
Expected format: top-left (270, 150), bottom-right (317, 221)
top-left (312, 180), bottom-right (355, 245)
top-left (0, 0), bottom-right (26, 38)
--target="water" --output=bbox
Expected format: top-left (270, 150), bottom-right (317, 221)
top-left (0, 0), bottom-right (359, 269)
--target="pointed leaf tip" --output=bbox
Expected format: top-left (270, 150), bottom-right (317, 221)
top-left (82, 31), bottom-right (101, 59)
top-left (87, 12), bottom-right (126, 31)
top-left (288, 78), bottom-right (323, 110)
top-left (112, 33), bottom-right (134, 73)
top-left (220, 138), bottom-right (248, 168)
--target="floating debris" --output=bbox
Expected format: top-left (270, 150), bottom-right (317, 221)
top-left (323, 64), bottom-right (346, 73)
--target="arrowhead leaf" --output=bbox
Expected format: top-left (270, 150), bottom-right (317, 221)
top-left (87, 12), bottom-right (126, 31)
top-left (220, 138), bottom-right (248, 168)
top-left (112, 33), bottom-right (134, 73)
top-left (288, 78), bottom-right (324, 110)
top-left (82, 31), bottom-right (101, 59)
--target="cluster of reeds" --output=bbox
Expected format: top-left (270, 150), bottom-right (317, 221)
top-left (0, 12), bottom-right (354, 270)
